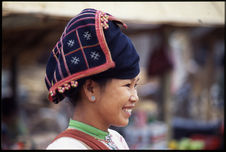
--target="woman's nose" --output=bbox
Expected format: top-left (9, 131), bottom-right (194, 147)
top-left (130, 90), bottom-right (139, 103)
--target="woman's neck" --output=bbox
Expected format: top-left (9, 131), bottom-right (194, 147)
top-left (72, 103), bottom-right (110, 132)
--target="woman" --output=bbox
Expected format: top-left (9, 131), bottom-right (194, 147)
top-left (45, 8), bottom-right (140, 150)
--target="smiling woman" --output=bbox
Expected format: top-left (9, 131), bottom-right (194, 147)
top-left (44, 8), bottom-right (140, 150)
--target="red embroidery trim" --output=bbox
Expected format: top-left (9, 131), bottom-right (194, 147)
top-left (75, 30), bottom-right (90, 69)
top-left (65, 43), bottom-right (99, 57)
top-left (95, 10), bottom-right (114, 65)
top-left (58, 38), bottom-right (72, 76)
top-left (50, 129), bottom-right (110, 150)
top-left (53, 71), bottom-right (57, 83)
top-left (45, 74), bottom-right (51, 88)
top-left (65, 13), bottom-right (96, 32)
top-left (53, 50), bottom-right (64, 79)
top-left (67, 17), bottom-right (95, 30)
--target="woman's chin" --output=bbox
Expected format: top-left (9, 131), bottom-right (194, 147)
top-left (113, 119), bottom-right (129, 127)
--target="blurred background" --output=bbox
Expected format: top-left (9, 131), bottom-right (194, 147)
top-left (2, 2), bottom-right (224, 150)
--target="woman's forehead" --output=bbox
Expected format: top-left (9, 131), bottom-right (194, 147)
top-left (111, 76), bottom-right (140, 83)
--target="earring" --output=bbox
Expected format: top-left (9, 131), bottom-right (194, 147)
top-left (91, 96), bottom-right (96, 102)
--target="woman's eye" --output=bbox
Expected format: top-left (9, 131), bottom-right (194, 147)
top-left (125, 84), bottom-right (131, 87)
top-left (125, 83), bottom-right (138, 88)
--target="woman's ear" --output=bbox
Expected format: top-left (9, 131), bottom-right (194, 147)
top-left (83, 79), bottom-right (99, 102)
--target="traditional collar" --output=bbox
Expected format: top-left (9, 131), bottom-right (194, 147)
top-left (68, 119), bottom-right (109, 140)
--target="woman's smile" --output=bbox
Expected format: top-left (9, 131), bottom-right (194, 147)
top-left (122, 103), bottom-right (136, 117)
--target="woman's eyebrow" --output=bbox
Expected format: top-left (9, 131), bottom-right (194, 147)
top-left (132, 77), bottom-right (140, 83)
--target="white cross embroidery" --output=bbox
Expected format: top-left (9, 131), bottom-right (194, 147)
top-left (67, 39), bottom-right (75, 47)
top-left (71, 56), bottom-right (80, 64)
top-left (83, 31), bottom-right (92, 40)
top-left (90, 51), bottom-right (100, 60)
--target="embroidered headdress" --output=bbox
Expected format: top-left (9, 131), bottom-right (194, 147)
top-left (45, 8), bottom-right (140, 103)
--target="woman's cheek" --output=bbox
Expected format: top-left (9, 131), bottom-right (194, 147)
top-left (118, 88), bottom-right (131, 102)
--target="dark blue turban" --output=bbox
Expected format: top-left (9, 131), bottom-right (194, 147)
top-left (45, 8), bottom-right (140, 103)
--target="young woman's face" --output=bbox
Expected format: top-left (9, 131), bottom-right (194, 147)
top-left (95, 76), bottom-right (140, 127)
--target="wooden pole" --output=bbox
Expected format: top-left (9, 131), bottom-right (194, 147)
top-left (160, 71), bottom-right (173, 143)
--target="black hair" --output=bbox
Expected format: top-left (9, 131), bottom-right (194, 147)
top-left (65, 76), bottom-right (111, 107)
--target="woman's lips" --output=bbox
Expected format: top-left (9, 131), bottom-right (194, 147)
top-left (122, 104), bottom-right (135, 116)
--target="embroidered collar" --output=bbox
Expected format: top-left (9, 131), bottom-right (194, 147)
top-left (68, 119), bottom-right (109, 140)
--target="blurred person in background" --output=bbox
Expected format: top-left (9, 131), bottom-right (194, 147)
top-left (44, 8), bottom-right (140, 150)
